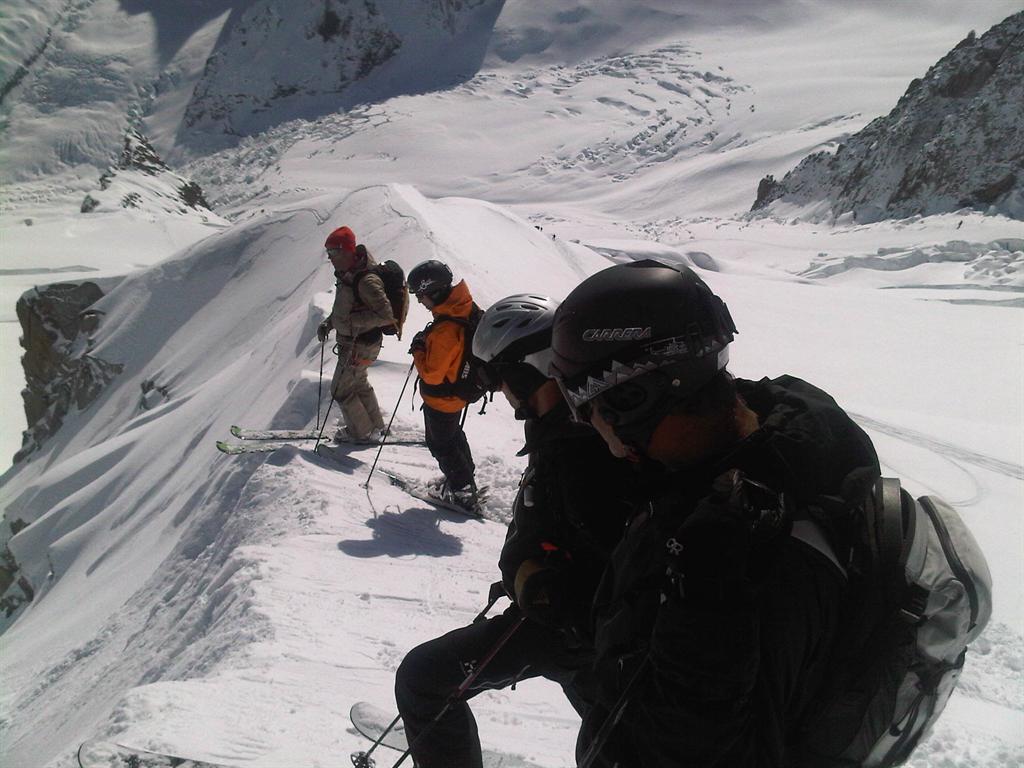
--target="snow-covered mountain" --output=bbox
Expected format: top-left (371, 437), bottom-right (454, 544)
top-left (180, 0), bottom-right (497, 143)
top-left (1, 2), bottom-right (1023, 767)
top-left (752, 11), bottom-right (1024, 223)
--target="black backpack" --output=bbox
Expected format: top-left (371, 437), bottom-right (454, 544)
top-left (417, 303), bottom-right (496, 404)
top-left (792, 477), bottom-right (992, 767)
top-left (353, 250), bottom-right (410, 339)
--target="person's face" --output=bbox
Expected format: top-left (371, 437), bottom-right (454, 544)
top-left (415, 292), bottom-right (436, 310)
top-left (500, 382), bottom-right (521, 410)
top-left (327, 247), bottom-right (357, 272)
top-left (590, 407), bottom-right (636, 460)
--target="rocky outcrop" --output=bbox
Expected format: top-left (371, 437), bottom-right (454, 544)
top-left (80, 129), bottom-right (215, 217)
top-left (15, 282), bottom-right (123, 464)
top-left (752, 12), bottom-right (1024, 222)
top-left (0, 519), bottom-right (34, 620)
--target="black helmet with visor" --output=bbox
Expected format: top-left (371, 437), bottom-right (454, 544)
top-left (549, 259), bottom-right (737, 448)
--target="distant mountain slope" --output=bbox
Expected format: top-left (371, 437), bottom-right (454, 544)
top-left (752, 11), bottom-right (1024, 223)
top-left (180, 0), bottom-right (499, 144)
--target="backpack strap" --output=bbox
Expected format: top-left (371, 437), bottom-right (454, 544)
top-left (350, 267), bottom-right (375, 304)
top-left (876, 477), bottom-right (905, 565)
top-left (791, 519), bottom-right (847, 579)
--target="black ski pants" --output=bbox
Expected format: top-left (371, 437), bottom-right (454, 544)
top-left (422, 404), bottom-right (475, 490)
top-left (394, 607), bottom-right (591, 768)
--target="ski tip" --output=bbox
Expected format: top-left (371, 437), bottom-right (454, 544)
top-left (229, 425), bottom-right (242, 437)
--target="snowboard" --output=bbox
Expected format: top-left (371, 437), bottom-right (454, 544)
top-left (349, 702), bottom-right (544, 767)
top-left (77, 740), bottom-right (236, 768)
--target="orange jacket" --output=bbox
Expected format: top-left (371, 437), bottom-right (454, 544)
top-left (413, 279), bottom-right (474, 413)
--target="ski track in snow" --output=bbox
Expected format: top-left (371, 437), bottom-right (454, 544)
top-left (849, 411), bottom-right (1024, 481)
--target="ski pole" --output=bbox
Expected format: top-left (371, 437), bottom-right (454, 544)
top-left (472, 581), bottom-right (508, 623)
top-left (314, 342), bottom-right (343, 448)
top-left (577, 653), bottom-right (651, 768)
top-left (315, 398), bottom-right (335, 451)
top-left (316, 338), bottom-right (326, 431)
top-left (351, 596), bottom-right (513, 768)
top-left (351, 712), bottom-right (403, 768)
top-left (390, 612), bottom-right (528, 768)
top-left (364, 361), bottom-right (416, 487)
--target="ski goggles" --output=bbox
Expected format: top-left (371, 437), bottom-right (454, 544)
top-left (557, 374), bottom-right (662, 426)
top-left (556, 346), bottom-right (730, 426)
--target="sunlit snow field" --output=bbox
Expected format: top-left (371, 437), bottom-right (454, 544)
top-left (1, 2), bottom-right (1022, 767)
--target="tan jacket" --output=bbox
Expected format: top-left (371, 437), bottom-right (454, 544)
top-left (328, 253), bottom-right (395, 365)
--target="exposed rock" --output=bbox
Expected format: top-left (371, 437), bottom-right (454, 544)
top-left (751, 174), bottom-right (781, 211)
top-left (117, 129), bottom-right (170, 175)
top-left (80, 128), bottom-right (218, 219)
top-left (753, 12), bottom-right (1024, 222)
top-left (15, 282), bottom-right (123, 463)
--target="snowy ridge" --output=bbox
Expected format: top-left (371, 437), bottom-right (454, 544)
top-left (0, 185), bottom-right (609, 766)
top-left (2, 2), bottom-right (1024, 767)
top-left (4, 185), bottom-right (1023, 766)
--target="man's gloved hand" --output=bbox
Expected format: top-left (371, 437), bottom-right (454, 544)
top-left (665, 469), bottom-right (788, 605)
top-left (513, 551), bottom-right (587, 635)
top-left (317, 321), bottom-right (331, 343)
top-left (408, 330), bottom-right (427, 355)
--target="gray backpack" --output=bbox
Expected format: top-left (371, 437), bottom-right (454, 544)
top-left (793, 477), bottom-right (993, 767)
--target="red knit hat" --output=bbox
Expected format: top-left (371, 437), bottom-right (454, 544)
top-left (325, 226), bottom-right (356, 253)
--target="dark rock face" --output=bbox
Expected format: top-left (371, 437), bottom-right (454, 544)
top-left (753, 12), bottom-right (1024, 222)
top-left (81, 129), bottom-right (213, 215)
top-left (15, 282), bottom-right (123, 464)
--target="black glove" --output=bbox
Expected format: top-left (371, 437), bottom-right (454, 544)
top-left (666, 469), bottom-right (787, 605)
top-left (408, 330), bottom-right (427, 355)
top-left (317, 321), bottom-right (331, 343)
top-left (518, 566), bottom-right (571, 629)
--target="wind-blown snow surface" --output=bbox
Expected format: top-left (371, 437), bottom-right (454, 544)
top-left (2, 184), bottom-right (1022, 767)
top-left (1, 2), bottom-right (1023, 767)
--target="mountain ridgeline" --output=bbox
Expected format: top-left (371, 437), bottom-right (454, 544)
top-left (752, 11), bottom-right (1024, 223)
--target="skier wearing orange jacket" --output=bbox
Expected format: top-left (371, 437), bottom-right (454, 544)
top-left (407, 260), bottom-right (480, 512)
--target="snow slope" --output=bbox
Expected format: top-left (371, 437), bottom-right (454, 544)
top-left (1, 2), bottom-right (1023, 767)
top-left (2, 182), bottom-right (1022, 767)
top-left (0, 185), bottom-right (612, 766)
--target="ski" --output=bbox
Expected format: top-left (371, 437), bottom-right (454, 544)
top-left (349, 702), bottom-right (542, 768)
top-left (217, 442), bottom-right (483, 516)
top-left (334, 437), bottom-right (427, 448)
top-left (230, 425), bottom-right (320, 440)
top-left (378, 470), bottom-right (489, 518)
top-left (78, 740), bottom-right (238, 768)
top-left (217, 438), bottom-right (424, 456)
top-left (216, 439), bottom-right (306, 455)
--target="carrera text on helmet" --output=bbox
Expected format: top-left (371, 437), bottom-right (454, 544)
top-left (582, 327), bottom-right (653, 342)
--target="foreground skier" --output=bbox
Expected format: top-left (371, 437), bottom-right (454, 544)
top-left (394, 295), bottom-right (638, 768)
top-left (549, 260), bottom-right (881, 766)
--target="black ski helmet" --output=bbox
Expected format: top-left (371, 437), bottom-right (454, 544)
top-left (550, 259), bottom-right (737, 447)
top-left (408, 260), bottom-right (453, 300)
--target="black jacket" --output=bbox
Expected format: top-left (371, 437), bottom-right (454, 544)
top-left (499, 401), bottom-right (640, 641)
top-left (580, 376), bottom-right (880, 767)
